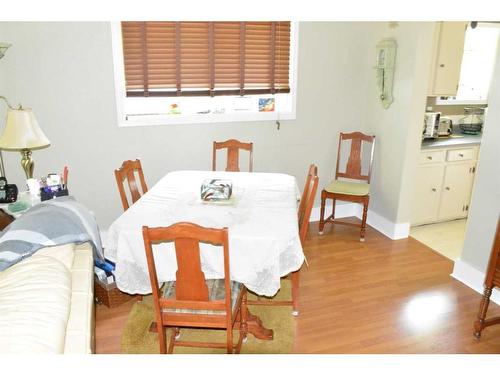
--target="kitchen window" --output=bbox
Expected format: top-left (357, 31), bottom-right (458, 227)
top-left (112, 22), bottom-right (297, 126)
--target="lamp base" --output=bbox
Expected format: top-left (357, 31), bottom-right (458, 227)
top-left (20, 149), bottom-right (34, 179)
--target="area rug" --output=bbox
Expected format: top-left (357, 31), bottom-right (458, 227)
top-left (121, 280), bottom-right (294, 354)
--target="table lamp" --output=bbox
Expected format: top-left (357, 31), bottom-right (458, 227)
top-left (0, 98), bottom-right (50, 179)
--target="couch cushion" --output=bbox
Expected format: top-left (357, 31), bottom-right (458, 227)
top-left (0, 252), bottom-right (72, 353)
top-left (34, 243), bottom-right (75, 270)
top-left (63, 243), bottom-right (94, 354)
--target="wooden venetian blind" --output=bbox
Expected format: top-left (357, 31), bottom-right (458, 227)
top-left (121, 21), bottom-right (291, 97)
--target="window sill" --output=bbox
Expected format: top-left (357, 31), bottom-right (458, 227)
top-left (435, 98), bottom-right (488, 106)
top-left (118, 111), bottom-right (296, 127)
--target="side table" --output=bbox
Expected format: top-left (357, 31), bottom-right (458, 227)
top-left (0, 192), bottom-right (41, 230)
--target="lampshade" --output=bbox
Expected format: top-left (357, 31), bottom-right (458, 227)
top-left (0, 108), bottom-right (50, 151)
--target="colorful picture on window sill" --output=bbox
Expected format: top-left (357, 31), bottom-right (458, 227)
top-left (258, 98), bottom-right (275, 112)
top-left (168, 103), bottom-right (181, 114)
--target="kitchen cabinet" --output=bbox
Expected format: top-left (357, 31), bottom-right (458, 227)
top-left (411, 145), bottom-right (478, 225)
top-left (411, 164), bottom-right (445, 224)
top-left (438, 162), bottom-right (476, 220)
top-left (428, 21), bottom-right (468, 97)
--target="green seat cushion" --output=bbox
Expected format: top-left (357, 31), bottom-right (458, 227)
top-left (325, 180), bottom-right (370, 196)
top-left (162, 279), bottom-right (242, 315)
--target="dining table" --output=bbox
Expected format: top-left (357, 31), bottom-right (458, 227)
top-left (105, 170), bottom-right (305, 339)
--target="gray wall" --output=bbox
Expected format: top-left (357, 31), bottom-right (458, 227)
top-left (459, 41), bottom-right (500, 272)
top-left (362, 22), bottom-right (434, 224)
top-left (0, 22), bottom-right (375, 227)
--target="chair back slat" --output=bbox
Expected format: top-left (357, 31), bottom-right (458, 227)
top-left (335, 132), bottom-right (375, 183)
top-left (226, 147), bottom-right (240, 172)
top-left (174, 238), bottom-right (209, 301)
top-left (115, 159), bottom-right (148, 211)
top-left (346, 138), bottom-right (362, 177)
top-left (213, 139), bottom-right (253, 172)
top-left (298, 165), bottom-right (319, 245)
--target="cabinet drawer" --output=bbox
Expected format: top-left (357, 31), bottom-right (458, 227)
top-left (419, 150), bottom-right (446, 164)
top-left (447, 148), bottom-right (477, 162)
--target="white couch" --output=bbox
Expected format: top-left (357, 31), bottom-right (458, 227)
top-left (0, 242), bottom-right (94, 353)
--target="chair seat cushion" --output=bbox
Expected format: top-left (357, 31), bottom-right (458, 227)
top-left (162, 279), bottom-right (242, 315)
top-left (325, 180), bottom-right (370, 196)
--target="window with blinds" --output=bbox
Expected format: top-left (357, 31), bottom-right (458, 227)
top-left (121, 21), bottom-right (291, 97)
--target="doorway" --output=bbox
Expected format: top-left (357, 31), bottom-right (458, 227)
top-left (409, 22), bottom-right (500, 261)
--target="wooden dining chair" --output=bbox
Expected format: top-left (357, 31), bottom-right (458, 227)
top-left (319, 132), bottom-right (375, 241)
top-left (142, 222), bottom-right (248, 354)
top-left (114, 159), bottom-right (148, 211)
top-left (212, 139), bottom-right (253, 172)
top-left (247, 164), bottom-right (318, 316)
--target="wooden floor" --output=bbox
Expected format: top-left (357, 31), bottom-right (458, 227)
top-left (95, 218), bottom-right (500, 354)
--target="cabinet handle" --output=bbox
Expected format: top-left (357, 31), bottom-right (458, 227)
top-left (440, 64), bottom-right (445, 67)
top-left (458, 153), bottom-right (464, 157)
top-left (427, 156), bottom-right (433, 160)
top-left (445, 187), bottom-right (450, 190)
top-left (431, 188), bottom-right (437, 192)
top-left (465, 205), bottom-right (469, 211)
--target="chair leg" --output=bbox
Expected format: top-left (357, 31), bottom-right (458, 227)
top-left (157, 324), bottom-right (167, 354)
top-left (167, 328), bottom-right (176, 354)
top-left (291, 270), bottom-right (300, 316)
top-left (241, 293), bottom-right (248, 341)
top-left (331, 198), bottom-right (336, 221)
top-left (319, 190), bottom-right (326, 234)
top-left (227, 319), bottom-right (234, 354)
top-left (474, 287), bottom-right (493, 339)
top-left (360, 199), bottom-right (369, 242)
top-left (235, 292), bottom-right (248, 353)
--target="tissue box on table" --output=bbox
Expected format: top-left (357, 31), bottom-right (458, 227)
top-left (200, 179), bottom-right (232, 201)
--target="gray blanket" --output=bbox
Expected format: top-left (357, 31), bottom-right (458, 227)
top-left (0, 196), bottom-right (104, 272)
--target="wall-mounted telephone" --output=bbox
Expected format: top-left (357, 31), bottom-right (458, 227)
top-left (375, 38), bottom-right (397, 109)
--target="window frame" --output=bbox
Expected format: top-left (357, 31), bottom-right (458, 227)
top-left (111, 21), bottom-right (299, 127)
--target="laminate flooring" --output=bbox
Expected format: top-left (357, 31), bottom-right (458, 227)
top-left (95, 218), bottom-right (500, 354)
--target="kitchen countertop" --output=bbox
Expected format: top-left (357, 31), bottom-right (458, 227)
top-left (421, 132), bottom-right (482, 150)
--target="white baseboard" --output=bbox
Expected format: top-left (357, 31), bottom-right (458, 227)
top-left (310, 202), bottom-right (409, 240)
top-left (353, 205), bottom-right (410, 240)
top-left (451, 259), bottom-right (500, 306)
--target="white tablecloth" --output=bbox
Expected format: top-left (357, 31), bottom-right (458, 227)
top-left (105, 170), bottom-right (304, 296)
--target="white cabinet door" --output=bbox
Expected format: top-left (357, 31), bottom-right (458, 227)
top-left (438, 162), bottom-right (475, 221)
top-left (411, 165), bottom-right (445, 225)
top-left (428, 22), bottom-right (467, 96)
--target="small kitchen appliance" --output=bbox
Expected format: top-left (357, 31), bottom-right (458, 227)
top-left (459, 107), bottom-right (484, 135)
top-left (423, 112), bottom-right (441, 139)
top-left (438, 117), bottom-right (453, 136)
